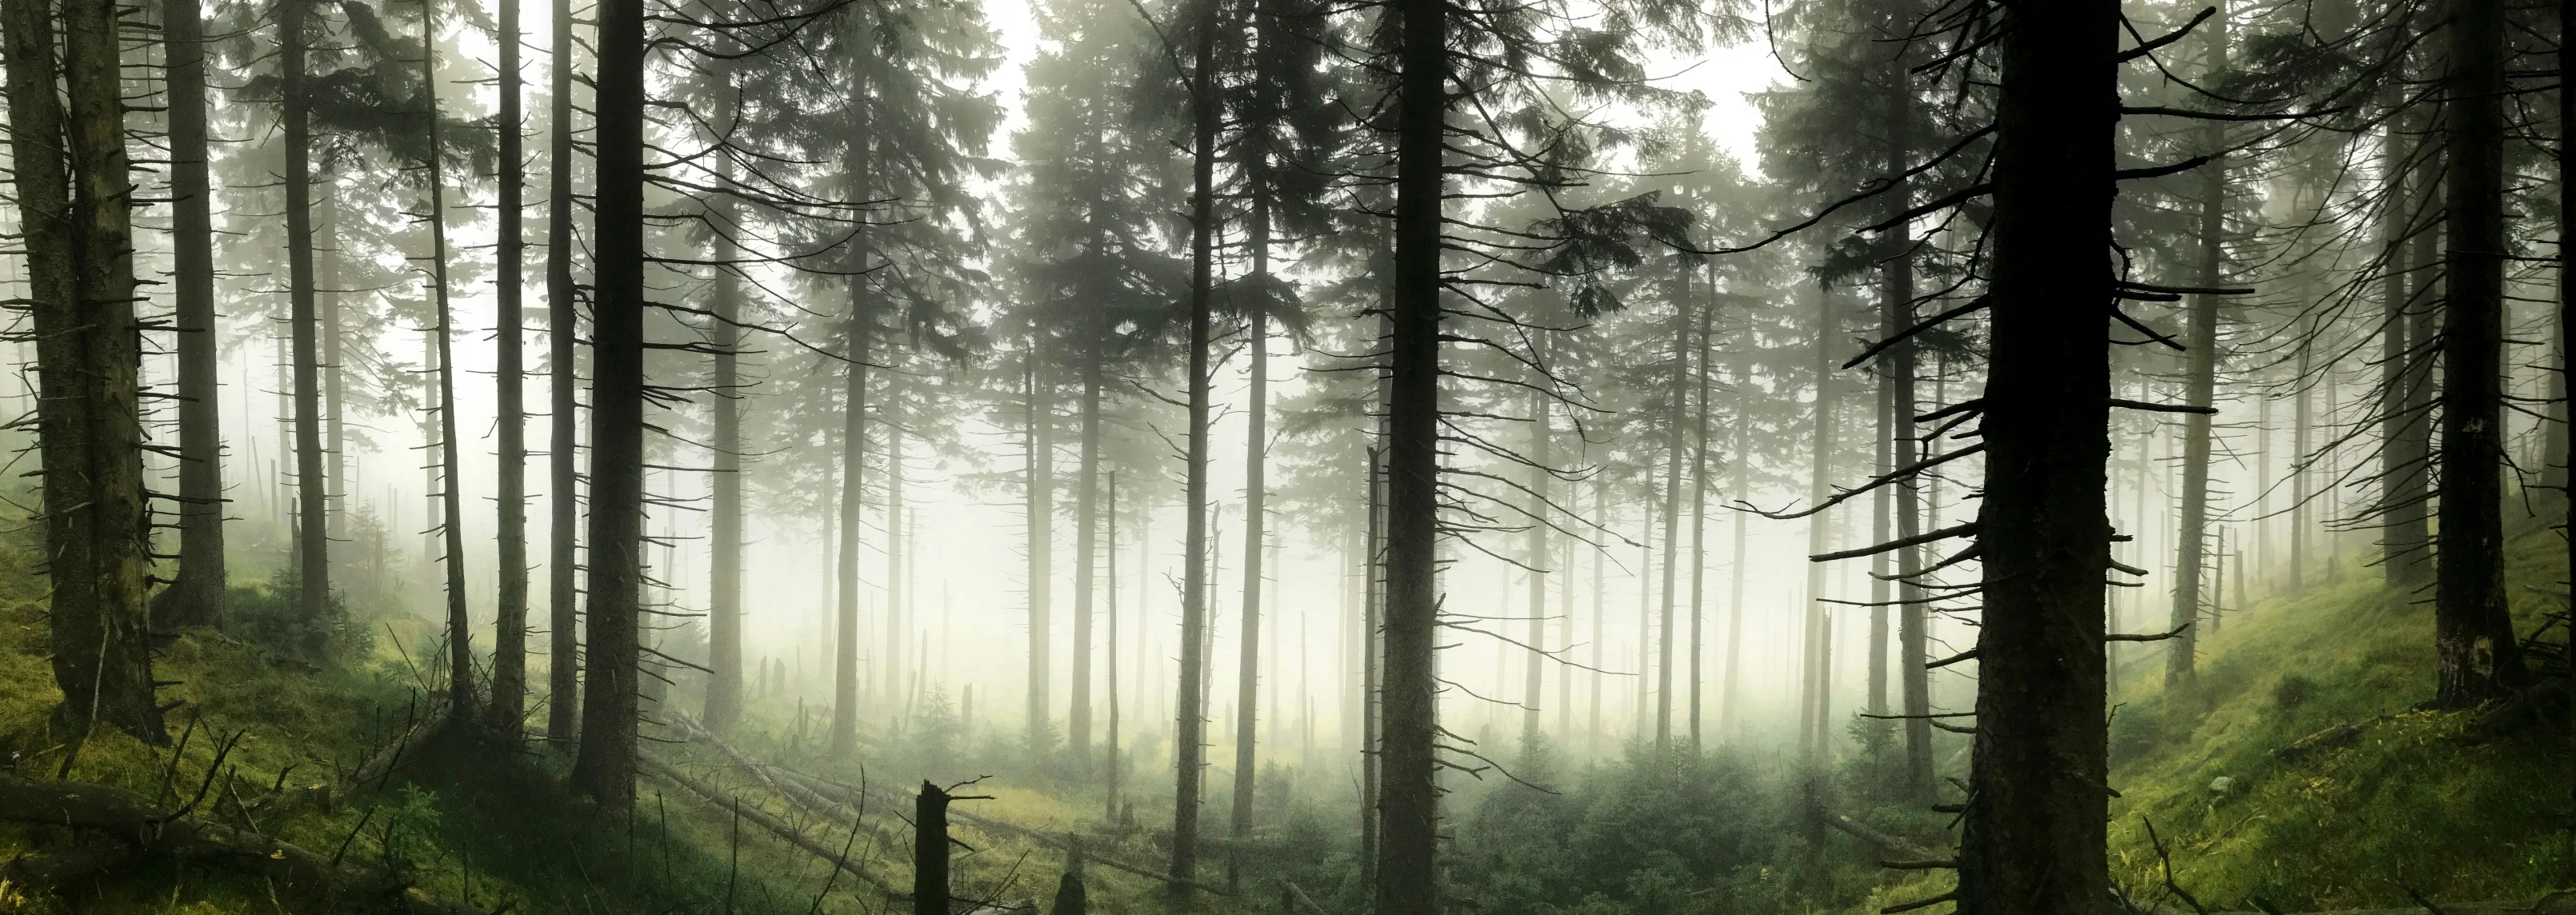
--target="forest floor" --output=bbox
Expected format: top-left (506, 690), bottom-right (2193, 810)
top-left (1854, 510), bottom-right (2575, 914)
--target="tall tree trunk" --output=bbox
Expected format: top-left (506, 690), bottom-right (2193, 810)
top-left (1522, 387), bottom-right (1548, 752)
top-left (1654, 276), bottom-right (1688, 751)
top-left (1590, 477), bottom-right (1606, 745)
top-left (7, 0), bottom-right (166, 741)
top-left (422, 15), bottom-right (474, 722)
top-left (1686, 276), bottom-right (1711, 749)
top-left (1228, 199), bottom-right (1272, 892)
top-left (2558, 0), bottom-right (2574, 646)
top-left (701, 64), bottom-right (744, 736)
top-left (886, 418), bottom-right (906, 725)
top-left (834, 81), bottom-right (873, 757)
top-left (2290, 340), bottom-right (2310, 595)
top-left (1105, 471), bottom-right (1122, 816)
top-left (2167, 5), bottom-right (2227, 685)
top-left (2393, 103), bottom-right (2440, 588)
top-left (1171, 0), bottom-right (1221, 883)
top-left (1358, 448), bottom-right (1382, 890)
top-left (569, 0), bottom-right (646, 806)
top-left (154, 0), bottom-right (226, 629)
top-left (1881, 50), bottom-right (1933, 800)
top-left (1375, 0), bottom-right (1445, 897)
top-left (282, 0), bottom-right (330, 649)
top-left (1798, 287), bottom-right (1834, 765)
top-left (322, 198), bottom-right (343, 548)
top-left (2378, 87), bottom-right (2413, 589)
top-left (1721, 352), bottom-right (1749, 739)
top-left (2432, 0), bottom-right (2530, 705)
top-left (1027, 356), bottom-right (1053, 753)
top-left (1072, 364), bottom-right (1099, 770)
top-left (544, 0), bottom-right (583, 745)
top-left (487, 0), bottom-right (531, 737)
top-left (1950, 0), bottom-right (2114, 908)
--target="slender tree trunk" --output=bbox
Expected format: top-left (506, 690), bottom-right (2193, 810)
top-left (1950, 0), bottom-right (2114, 908)
top-left (701, 64), bottom-right (744, 736)
top-left (2290, 341), bottom-right (2310, 595)
top-left (1721, 351), bottom-right (1749, 740)
top-left (154, 0), bottom-right (226, 629)
top-left (322, 198), bottom-right (343, 547)
top-left (487, 0), bottom-right (531, 736)
top-left (2167, 5), bottom-right (2228, 685)
top-left (1590, 477), bottom-right (1606, 745)
top-left (422, 16), bottom-right (475, 722)
top-left (2558, 0), bottom-right (2574, 649)
top-left (8, 0), bottom-right (166, 741)
top-left (886, 418), bottom-right (906, 725)
top-left (1522, 387), bottom-right (1548, 752)
top-left (1882, 52), bottom-right (1932, 800)
top-left (1686, 277), bottom-right (1710, 749)
top-left (2433, 0), bottom-right (2530, 705)
top-left (834, 86), bottom-right (874, 757)
top-left (281, 0), bottom-right (330, 649)
top-left (1799, 287), bottom-right (1834, 765)
top-left (1228, 199), bottom-right (1271, 892)
top-left (1172, 0), bottom-right (1221, 883)
top-left (569, 0), bottom-right (646, 806)
top-left (544, 0), bottom-right (583, 745)
top-left (1105, 471), bottom-right (1122, 817)
top-left (2394, 100), bottom-right (2440, 588)
top-left (1358, 449), bottom-right (1382, 890)
top-left (1654, 278), bottom-right (1688, 751)
top-left (1073, 365), bottom-right (1100, 769)
top-left (1027, 356), bottom-right (1053, 753)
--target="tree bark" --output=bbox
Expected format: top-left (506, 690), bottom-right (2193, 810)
top-left (1229, 198), bottom-right (1271, 891)
top-left (1073, 365), bottom-right (1100, 768)
top-left (1375, 0), bottom-right (1444, 897)
top-left (154, 0), bottom-right (226, 630)
top-left (487, 0), bottom-right (531, 737)
top-left (1171, 0), bottom-right (1221, 884)
top-left (544, 0), bottom-right (583, 745)
top-left (1026, 354), bottom-right (1052, 754)
top-left (2167, 3), bottom-right (2228, 685)
top-left (834, 67), bottom-right (874, 757)
top-left (1880, 41), bottom-right (1932, 800)
top-left (2432, 0), bottom-right (2531, 706)
top-left (1523, 386), bottom-right (1549, 752)
top-left (1799, 286), bottom-right (1834, 765)
top-left (421, 11), bottom-right (475, 723)
top-left (6, 0), bottom-right (165, 741)
top-left (1654, 280), bottom-right (1687, 752)
top-left (569, 0), bottom-right (646, 807)
top-left (280, 0), bottom-right (330, 649)
top-left (2392, 98), bottom-right (2440, 589)
top-left (1686, 275), bottom-right (1710, 749)
top-left (1950, 0), bottom-right (2114, 909)
top-left (701, 64), bottom-right (744, 736)
top-left (915, 781), bottom-right (952, 915)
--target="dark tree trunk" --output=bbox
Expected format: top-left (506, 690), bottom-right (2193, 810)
top-left (487, 0), bottom-right (531, 737)
top-left (914, 781), bottom-right (952, 915)
top-left (2558, 0), bottom-right (2573, 638)
top-left (1523, 386), bottom-right (1548, 752)
top-left (834, 74), bottom-right (873, 757)
top-left (1228, 196), bottom-right (1271, 891)
top-left (1881, 47), bottom-right (1933, 799)
top-left (1654, 275), bottom-right (1687, 751)
top-left (544, 0), bottom-right (583, 745)
top-left (1721, 352), bottom-right (1749, 739)
top-left (1171, 0), bottom-right (1220, 882)
top-left (6, 0), bottom-right (166, 742)
top-left (422, 15), bottom-right (474, 721)
top-left (701, 64), bottom-right (744, 736)
top-left (2432, 0), bottom-right (2530, 706)
top-left (2378, 88), bottom-right (2413, 589)
top-left (154, 0), bottom-right (226, 630)
top-left (1686, 280), bottom-right (1710, 749)
top-left (1375, 0), bottom-right (1445, 897)
top-left (1026, 354), bottom-right (1052, 755)
top-left (1798, 288), bottom-right (1834, 765)
top-left (1073, 363), bottom-right (1100, 770)
top-left (569, 0), bottom-right (646, 807)
top-left (2167, 5), bottom-right (2226, 685)
top-left (2393, 104), bottom-right (2440, 588)
top-left (1358, 449), bottom-right (1382, 889)
top-left (282, 0), bottom-right (330, 649)
top-left (1950, 0), bottom-right (2114, 909)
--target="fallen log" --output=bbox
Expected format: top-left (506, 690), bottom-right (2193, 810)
top-left (636, 753), bottom-right (900, 897)
top-left (0, 773), bottom-right (485, 914)
top-left (1815, 805), bottom-right (1944, 864)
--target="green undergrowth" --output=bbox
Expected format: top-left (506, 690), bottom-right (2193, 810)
top-left (1856, 516), bottom-right (2574, 914)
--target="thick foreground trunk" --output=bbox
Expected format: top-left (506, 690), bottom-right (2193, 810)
top-left (570, 0), bottom-right (647, 807)
top-left (1951, 0), bottom-right (2114, 911)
